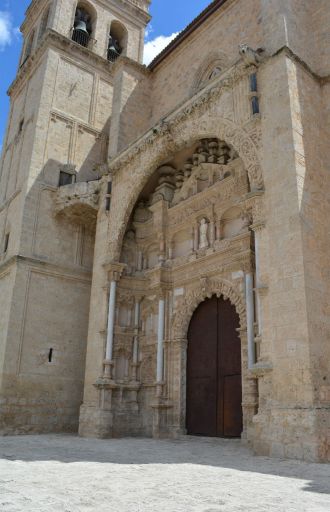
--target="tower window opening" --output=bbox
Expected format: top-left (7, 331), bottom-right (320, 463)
top-left (48, 348), bottom-right (53, 363)
top-left (250, 73), bottom-right (260, 115)
top-left (72, 7), bottom-right (92, 48)
top-left (250, 73), bottom-right (258, 93)
top-left (251, 96), bottom-right (260, 115)
top-left (108, 21), bottom-right (127, 62)
top-left (59, 171), bottom-right (75, 187)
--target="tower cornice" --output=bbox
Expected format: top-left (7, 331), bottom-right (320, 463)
top-left (8, 29), bottom-right (115, 99)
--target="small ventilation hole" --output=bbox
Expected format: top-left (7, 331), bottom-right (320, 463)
top-left (48, 348), bottom-right (53, 363)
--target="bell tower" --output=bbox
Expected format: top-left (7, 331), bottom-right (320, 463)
top-left (0, 0), bottom-right (151, 435)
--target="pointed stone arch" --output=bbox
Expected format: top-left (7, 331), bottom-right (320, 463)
top-left (171, 278), bottom-right (246, 341)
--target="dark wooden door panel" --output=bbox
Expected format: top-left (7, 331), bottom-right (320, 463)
top-left (186, 376), bottom-right (217, 436)
top-left (186, 297), bottom-right (217, 436)
top-left (223, 374), bottom-right (243, 437)
top-left (186, 296), bottom-right (242, 439)
top-left (217, 297), bottom-right (241, 376)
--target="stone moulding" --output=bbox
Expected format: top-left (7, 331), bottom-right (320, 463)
top-left (171, 278), bottom-right (246, 340)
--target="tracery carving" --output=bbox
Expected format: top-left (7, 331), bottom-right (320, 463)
top-left (171, 278), bottom-right (246, 339)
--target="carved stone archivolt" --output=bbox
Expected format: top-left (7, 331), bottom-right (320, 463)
top-left (171, 278), bottom-right (246, 340)
top-left (108, 114), bottom-right (263, 262)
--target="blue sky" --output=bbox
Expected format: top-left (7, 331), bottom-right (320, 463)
top-left (0, 0), bottom-right (210, 149)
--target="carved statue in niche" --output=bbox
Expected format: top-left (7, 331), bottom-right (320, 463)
top-left (199, 218), bottom-right (209, 249)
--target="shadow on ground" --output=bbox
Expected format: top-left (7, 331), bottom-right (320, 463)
top-left (0, 434), bottom-right (329, 496)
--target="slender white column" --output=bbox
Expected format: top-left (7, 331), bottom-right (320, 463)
top-left (105, 280), bottom-right (117, 363)
top-left (156, 297), bottom-right (166, 383)
top-left (254, 233), bottom-right (262, 336)
top-left (245, 273), bottom-right (255, 369)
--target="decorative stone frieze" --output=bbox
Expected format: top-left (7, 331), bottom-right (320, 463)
top-left (172, 278), bottom-right (246, 340)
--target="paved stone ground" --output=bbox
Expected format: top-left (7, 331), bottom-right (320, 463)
top-left (0, 435), bottom-right (329, 512)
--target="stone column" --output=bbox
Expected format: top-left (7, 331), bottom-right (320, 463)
top-left (238, 328), bottom-right (258, 441)
top-left (137, 250), bottom-right (143, 271)
top-left (209, 219), bottom-right (215, 247)
top-left (132, 298), bottom-right (141, 382)
top-left (168, 240), bottom-right (174, 260)
top-left (252, 223), bottom-right (265, 336)
top-left (190, 227), bottom-right (195, 254)
top-left (103, 265), bottom-right (124, 380)
top-left (245, 272), bottom-right (255, 369)
top-left (156, 295), bottom-right (166, 396)
top-left (193, 222), bottom-right (199, 251)
top-left (216, 219), bottom-right (221, 241)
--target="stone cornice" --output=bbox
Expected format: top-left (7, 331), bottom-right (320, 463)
top-left (108, 60), bottom-right (254, 174)
top-left (8, 29), bottom-right (114, 99)
top-left (0, 254), bottom-right (92, 281)
top-left (108, 0), bottom-right (151, 22)
top-left (111, 55), bottom-right (151, 77)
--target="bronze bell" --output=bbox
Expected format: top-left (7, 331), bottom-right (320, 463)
top-left (108, 37), bottom-right (121, 56)
top-left (75, 20), bottom-right (89, 34)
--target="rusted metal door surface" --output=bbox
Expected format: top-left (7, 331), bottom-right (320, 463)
top-left (186, 296), bottom-right (242, 437)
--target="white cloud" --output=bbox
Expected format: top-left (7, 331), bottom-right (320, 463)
top-left (0, 11), bottom-right (19, 51)
top-left (143, 32), bottom-right (179, 65)
top-left (144, 24), bottom-right (154, 40)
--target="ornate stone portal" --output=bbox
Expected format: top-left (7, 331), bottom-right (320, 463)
top-left (87, 137), bottom-right (265, 439)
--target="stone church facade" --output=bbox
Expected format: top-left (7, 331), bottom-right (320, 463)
top-left (0, 0), bottom-right (329, 462)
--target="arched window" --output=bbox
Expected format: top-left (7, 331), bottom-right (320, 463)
top-left (23, 30), bottom-right (35, 62)
top-left (107, 21), bottom-right (127, 62)
top-left (72, 5), bottom-right (93, 48)
top-left (37, 6), bottom-right (51, 44)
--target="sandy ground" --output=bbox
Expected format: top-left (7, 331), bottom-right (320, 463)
top-left (0, 435), bottom-right (329, 512)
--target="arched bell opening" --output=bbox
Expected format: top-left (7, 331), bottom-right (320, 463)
top-left (72, 3), bottom-right (96, 48)
top-left (186, 295), bottom-right (242, 438)
top-left (108, 20), bottom-right (127, 62)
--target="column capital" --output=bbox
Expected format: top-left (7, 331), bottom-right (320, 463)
top-left (134, 293), bottom-right (145, 303)
top-left (250, 221), bottom-right (266, 232)
top-left (103, 262), bottom-right (126, 281)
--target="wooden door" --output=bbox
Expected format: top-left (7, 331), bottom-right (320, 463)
top-left (186, 296), bottom-right (242, 438)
